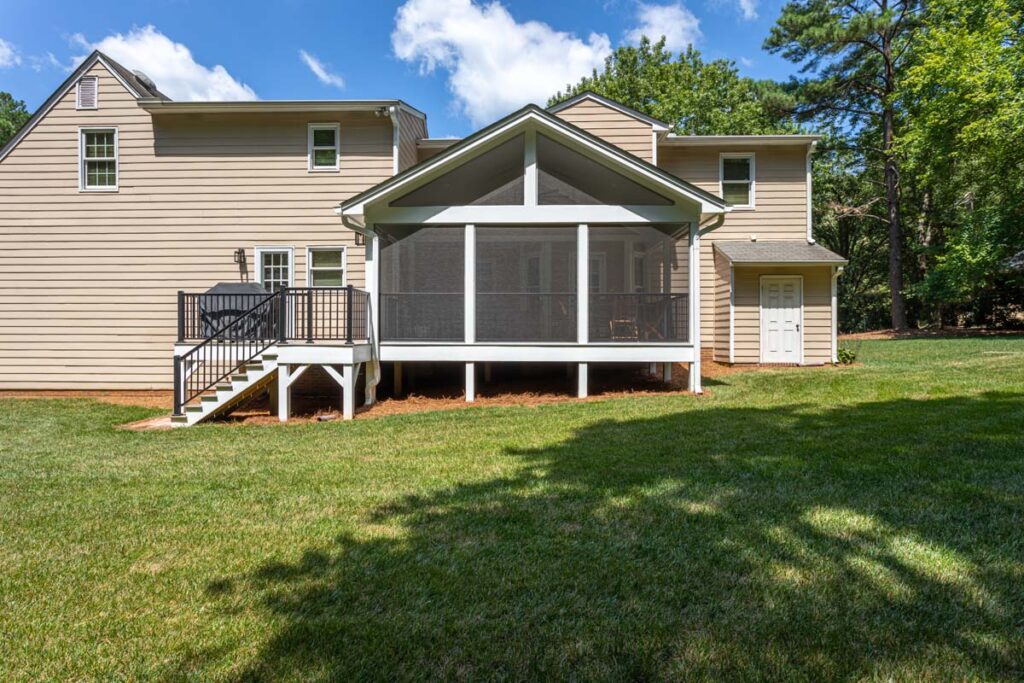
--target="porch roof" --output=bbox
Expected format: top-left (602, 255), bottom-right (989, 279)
top-left (337, 104), bottom-right (728, 219)
top-left (714, 241), bottom-right (847, 265)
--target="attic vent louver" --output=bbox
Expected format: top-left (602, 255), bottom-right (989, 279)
top-left (76, 76), bottom-right (98, 110)
top-left (132, 70), bottom-right (158, 93)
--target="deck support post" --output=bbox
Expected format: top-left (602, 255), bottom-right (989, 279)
top-left (394, 361), bottom-right (403, 396)
top-left (483, 362), bottom-right (492, 383)
top-left (465, 362), bottom-right (475, 402)
top-left (662, 362), bottom-right (673, 383)
top-left (278, 364), bottom-right (291, 422)
top-left (342, 363), bottom-right (357, 420)
top-left (648, 362), bottom-right (658, 376)
top-left (577, 362), bottom-right (588, 398)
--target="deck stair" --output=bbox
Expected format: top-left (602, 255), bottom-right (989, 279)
top-left (171, 351), bottom-right (278, 426)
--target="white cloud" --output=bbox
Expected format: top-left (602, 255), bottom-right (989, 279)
top-left (392, 0), bottom-right (612, 125)
top-left (72, 26), bottom-right (256, 100)
top-left (0, 38), bottom-right (21, 67)
top-left (626, 3), bottom-right (702, 52)
top-left (29, 52), bottom-right (64, 72)
top-left (739, 56), bottom-right (754, 68)
top-left (737, 0), bottom-right (759, 20)
top-left (299, 49), bottom-right (345, 89)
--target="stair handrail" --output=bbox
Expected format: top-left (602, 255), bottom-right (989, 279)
top-left (173, 291), bottom-right (282, 416)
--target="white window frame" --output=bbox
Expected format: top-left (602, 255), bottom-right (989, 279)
top-left (79, 127), bottom-right (118, 192)
top-left (588, 253), bottom-right (607, 293)
top-left (306, 246), bottom-right (348, 287)
top-left (255, 246), bottom-right (295, 292)
top-left (720, 153), bottom-right (756, 210)
top-left (76, 76), bottom-right (99, 110)
top-left (308, 123), bottom-right (340, 172)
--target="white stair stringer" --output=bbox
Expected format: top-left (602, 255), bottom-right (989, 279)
top-left (171, 351), bottom-right (279, 427)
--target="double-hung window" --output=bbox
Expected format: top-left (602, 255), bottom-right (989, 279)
top-left (308, 123), bottom-right (340, 171)
top-left (80, 128), bottom-right (118, 191)
top-left (307, 247), bottom-right (346, 287)
top-left (720, 154), bottom-right (755, 209)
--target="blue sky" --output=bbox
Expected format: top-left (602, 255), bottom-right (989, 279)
top-left (0, 0), bottom-right (799, 137)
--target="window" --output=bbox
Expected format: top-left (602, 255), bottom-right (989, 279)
top-left (589, 254), bottom-right (607, 293)
top-left (80, 129), bottom-right (117, 191)
top-left (720, 154), bottom-right (754, 208)
top-left (257, 248), bottom-right (293, 292)
top-left (77, 76), bottom-right (98, 109)
top-left (308, 124), bottom-right (339, 171)
top-left (307, 247), bottom-right (346, 287)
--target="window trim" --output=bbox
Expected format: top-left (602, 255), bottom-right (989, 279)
top-left (79, 127), bottom-right (118, 192)
top-left (305, 245), bottom-right (348, 287)
top-left (255, 246), bottom-right (295, 291)
top-left (307, 123), bottom-right (340, 172)
top-left (76, 76), bottom-right (98, 110)
top-left (719, 152), bottom-right (756, 210)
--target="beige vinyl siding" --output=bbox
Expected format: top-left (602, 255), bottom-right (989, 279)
top-left (713, 250), bottom-right (731, 362)
top-left (553, 100), bottom-right (654, 162)
top-left (659, 144), bottom-right (810, 348)
top-left (731, 265), bottom-right (832, 364)
top-left (0, 62), bottom-right (391, 389)
top-left (397, 108), bottom-right (426, 172)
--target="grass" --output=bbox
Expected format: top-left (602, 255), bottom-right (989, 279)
top-left (2, 337), bottom-right (1024, 681)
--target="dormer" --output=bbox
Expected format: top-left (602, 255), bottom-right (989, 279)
top-left (548, 91), bottom-right (670, 164)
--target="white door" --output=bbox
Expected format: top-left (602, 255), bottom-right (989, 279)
top-left (760, 277), bottom-right (802, 363)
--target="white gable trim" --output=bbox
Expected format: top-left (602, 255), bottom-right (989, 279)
top-left (549, 92), bottom-right (671, 132)
top-left (339, 108), bottom-right (725, 216)
top-left (0, 52), bottom-right (144, 163)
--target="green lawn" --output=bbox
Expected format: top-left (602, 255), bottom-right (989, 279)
top-left (2, 338), bottom-right (1024, 681)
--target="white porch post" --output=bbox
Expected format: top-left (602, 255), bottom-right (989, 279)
top-left (365, 232), bottom-right (380, 405)
top-left (689, 222), bottom-right (702, 394)
top-left (277, 363), bottom-right (291, 422)
top-left (524, 129), bottom-right (538, 207)
top-left (577, 363), bottom-right (588, 398)
top-left (342, 363), bottom-right (357, 420)
top-left (577, 223), bottom-right (588, 345)
top-left (662, 362), bottom-right (673, 383)
top-left (465, 223), bottom-right (476, 402)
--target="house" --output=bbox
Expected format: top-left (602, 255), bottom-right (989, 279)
top-left (0, 51), bottom-right (846, 425)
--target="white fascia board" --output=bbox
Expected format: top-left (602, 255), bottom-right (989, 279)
top-left (364, 204), bottom-right (700, 225)
top-left (139, 100), bottom-right (417, 115)
top-left (343, 110), bottom-right (724, 216)
top-left (663, 134), bottom-right (822, 147)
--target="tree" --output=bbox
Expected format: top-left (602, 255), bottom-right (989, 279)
top-left (765, 0), bottom-right (921, 330)
top-left (0, 92), bottom-right (30, 148)
top-left (549, 38), bottom-right (796, 135)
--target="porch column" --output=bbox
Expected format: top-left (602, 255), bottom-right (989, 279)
top-left (365, 233), bottom-right (380, 405)
top-left (465, 224), bottom-right (475, 344)
top-left (342, 363), bottom-right (358, 420)
top-left (577, 363), bottom-right (588, 398)
top-left (689, 222), bottom-right (702, 393)
top-left (277, 364), bottom-right (291, 422)
top-left (465, 363), bottom-right (476, 402)
top-left (577, 223), bottom-right (588, 345)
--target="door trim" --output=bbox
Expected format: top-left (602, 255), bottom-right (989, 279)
top-left (759, 275), bottom-right (804, 364)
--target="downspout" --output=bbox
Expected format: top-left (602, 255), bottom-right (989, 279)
top-left (389, 105), bottom-right (400, 175)
top-left (806, 141), bottom-right (817, 244)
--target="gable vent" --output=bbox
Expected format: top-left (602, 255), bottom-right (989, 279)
top-left (76, 76), bottom-right (98, 110)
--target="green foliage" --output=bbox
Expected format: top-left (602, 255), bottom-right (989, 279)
top-left (549, 38), bottom-right (797, 135)
top-left (0, 92), bottom-right (30, 148)
top-left (836, 345), bottom-right (857, 364)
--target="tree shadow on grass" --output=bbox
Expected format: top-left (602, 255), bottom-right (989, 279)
top-left (206, 392), bottom-right (1024, 681)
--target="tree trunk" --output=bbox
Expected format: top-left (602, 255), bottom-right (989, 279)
top-left (882, 24), bottom-right (907, 331)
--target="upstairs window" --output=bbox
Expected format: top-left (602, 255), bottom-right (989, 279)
top-left (307, 247), bottom-right (346, 287)
top-left (720, 154), bottom-right (754, 208)
top-left (76, 76), bottom-right (98, 109)
top-left (308, 124), bottom-right (339, 171)
top-left (80, 129), bottom-right (117, 191)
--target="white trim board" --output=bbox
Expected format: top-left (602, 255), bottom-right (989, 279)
top-left (379, 343), bottom-right (696, 363)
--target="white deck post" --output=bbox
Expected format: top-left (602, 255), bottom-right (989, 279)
top-left (277, 363), bottom-right (290, 422)
top-left (342, 363), bottom-right (357, 420)
top-left (577, 362), bottom-right (588, 398)
top-left (577, 223), bottom-right (588, 345)
top-left (662, 362), bottom-right (673, 383)
top-left (689, 222), bottom-right (702, 394)
top-left (465, 362), bottom-right (476, 402)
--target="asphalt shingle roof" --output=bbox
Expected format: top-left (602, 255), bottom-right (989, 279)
top-left (714, 241), bottom-right (847, 264)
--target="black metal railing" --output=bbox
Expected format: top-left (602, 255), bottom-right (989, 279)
top-left (174, 285), bottom-right (370, 415)
top-left (589, 292), bottom-right (689, 343)
top-left (476, 292), bottom-right (578, 342)
top-left (380, 292), bottom-right (464, 341)
top-left (174, 294), bottom-right (279, 416)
